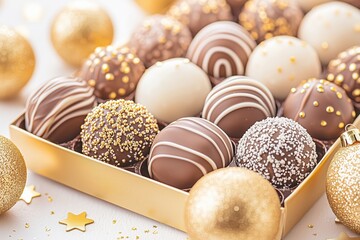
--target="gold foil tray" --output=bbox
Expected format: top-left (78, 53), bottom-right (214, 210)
top-left (10, 114), bottom-right (360, 237)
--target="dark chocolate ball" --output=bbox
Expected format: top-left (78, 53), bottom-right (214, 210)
top-left (236, 117), bottom-right (318, 189)
top-left (25, 76), bottom-right (97, 144)
top-left (186, 21), bottom-right (256, 85)
top-left (202, 76), bottom-right (276, 139)
top-left (326, 46), bottom-right (360, 104)
top-left (239, 0), bottom-right (303, 43)
top-left (283, 79), bottom-right (355, 140)
top-left (129, 15), bottom-right (192, 68)
top-left (148, 117), bottom-right (234, 190)
top-left (81, 99), bottom-right (159, 167)
top-left (79, 45), bottom-right (145, 100)
top-left (167, 0), bottom-right (233, 36)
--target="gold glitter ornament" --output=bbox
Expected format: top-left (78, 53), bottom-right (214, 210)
top-left (326, 126), bottom-right (360, 234)
top-left (0, 136), bottom-right (27, 214)
top-left (50, 1), bottom-right (114, 67)
top-left (0, 26), bottom-right (35, 99)
top-left (185, 167), bottom-right (282, 240)
top-left (135, 0), bottom-right (175, 14)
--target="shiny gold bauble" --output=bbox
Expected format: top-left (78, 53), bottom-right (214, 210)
top-left (51, 1), bottom-right (114, 67)
top-left (185, 168), bottom-right (281, 240)
top-left (0, 136), bottom-right (27, 214)
top-left (0, 26), bottom-right (35, 99)
top-left (135, 0), bottom-right (175, 14)
top-left (326, 129), bottom-right (360, 234)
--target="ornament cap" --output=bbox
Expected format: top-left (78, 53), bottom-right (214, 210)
top-left (340, 124), bottom-right (360, 147)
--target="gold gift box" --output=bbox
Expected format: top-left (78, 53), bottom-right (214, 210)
top-left (10, 113), bottom-right (359, 237)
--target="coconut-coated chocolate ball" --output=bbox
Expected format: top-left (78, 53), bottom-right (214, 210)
top-left (236, 117), bottom-right (318, 189)
top-left (186, 21), bottom-right (256, 85)
top-left (25, 76), bottom-right (97, 144)
top-left (239, 0), bottom-right (303, 43)
top-left (326, 46), bottom-right (360, 104)
top-left (148, 117), bottom-right (234, 190)
top-left (167, 0), bottom-right (233, 36)
top-left (79, 45), bottom-right (145, 100)
top-left (283, 79), bottom-right (355, 140)
top-left (81, 99), bottom-right (159, 167)
top-left (129, 15), bottom-right (192, 68)
top-left (202, 76), bottom-right (276, 139)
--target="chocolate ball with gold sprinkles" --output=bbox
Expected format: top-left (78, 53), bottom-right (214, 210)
top-left (79, 45), bottom-right (145, 101)
top-left (80, 99), bottom-right (159, 167)
top-left (283, 79), bottom-right (355, 141)
top-left (236, 117), bottom-right (318, 189)
top-left (167, 0), bottom-right (232, 37)
top-left (239, 0), bottom-right (303, 44)
top-left (129, 15), bottom-right (192, 68)
top-left (326, 46), bottom-right (360, 106)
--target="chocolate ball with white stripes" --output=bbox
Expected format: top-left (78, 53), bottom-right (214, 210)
top-left (147, 117), bottom-right (234, 190)
top-left (25, 76), bottom-right (97, 144)
top-left (186, 21), bottom-right (256, 86)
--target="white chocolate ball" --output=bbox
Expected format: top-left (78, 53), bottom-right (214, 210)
top-left (293, 0), bottom-right (333, 12)
top-left (298, 2), bottom-right (360, 65)
top-left (245, 36), bottom-right (321, 100)
top-left (135, 58), bottom-right (212, 123)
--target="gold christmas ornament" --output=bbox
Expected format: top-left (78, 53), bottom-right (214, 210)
top-left (185, 167), bottom-right (282, 240)
top-left (0, 26), bottom-right (35, 99)
top-left (135, 0), bottom-right (175, 14)
top-left (50, 1), bottom-right (114, 67)
top-left (326, 126), bottom-right (360, 234)
top-left (0, 136), bottom-right (27, 214)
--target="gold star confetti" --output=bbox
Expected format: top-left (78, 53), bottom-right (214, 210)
top-left (19, 185), bottom-right (41, 204)
top-left (59, 212), bottom-right (94, 232)
top-left (327, 232), bottom-right (360, 240)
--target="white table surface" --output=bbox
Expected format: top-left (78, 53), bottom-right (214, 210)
top-left (0, 0), bottom-right (359, 239)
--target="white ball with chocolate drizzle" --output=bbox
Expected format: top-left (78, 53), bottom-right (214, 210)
top-left (236, 117), bottom-right (318, 189)
top-left (148, 117), bottom-right (234, 190)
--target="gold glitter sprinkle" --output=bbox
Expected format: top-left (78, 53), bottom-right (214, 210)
top-left (326, 106), bottom-right (334, 113)
top-left (109, 92), bottom-right (116, 99)
top-left (298, 112), bottom-right (305, 118)
top-left (321, 120), bottom-right (327, 127)
top-left (112, 220), bottom-right (117, 224)
top-left (289, 56), bottom-right (296, 63)
top-left (277, 67), bottom-right (282, 73)
top-left (352, 111), bottom-right (356, 118)
top-left (352, 89), bottom-right (360, 97)
top-left (337, 92), bottom-right (343, 99)
top-left (25, 223), bottom-right (30, 228)
top-left (330, 86), bottom-right (337, 92)
top-left (349, 63), bottom-right (357, 72)
top-left (88, 79), bottom-right (96, 87)
top-left (50, 211), bottom-right (55, 215)
top-left (122, 76), bottom-right (129, 83)
top-left (353, 72), bottom-right (359, 80)
top-left (47, 196), bottom-right (53, 202)
top-left (158, 36), bottom-right (166, 44)
top-left (313, 101), bottom-right (319, 107)
top-left (336, 111), bottom-right (341, 116)
top-left (105, 73), bottom-right (114, 81)
top-left (327, 73), bottom-right (335, 81)
top-left (118, 88), bottom-right (126, 96)
top-left (321, 42), bottom-right (329, 50)
top-left (335, 74), bottom-right (344, 83)
top-left (102, 63), bottom-right (110, 73)
top-left (317, 87), bottom-right (324, 93)
top-left (308, 224), bottom-right (314, 228)
top-left (133, 58), bottom-right (140, 64)
top-left (300, 89), bottom-right (306, 93)
top-left (335, 218), bottom-right (341, 223)
top-left (291, 88), bottom-right (296, 93)
top-left (132, 227), bottom-right (137, 231)
top-left (338, 63), bottom-right (346, 71)
top-left (338, 122), bottom-right (345, 129)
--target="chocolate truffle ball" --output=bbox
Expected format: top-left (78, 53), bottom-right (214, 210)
top-left (236, 117), bottom-right (318, 189)
top-left (81, 99), bottom-right (159, 167)
top-left (202, 76), bottom-right (276, 139)
top-left (129, 15), bottom-right (192, 68)
top-left (186, 21), bottom-right (256, 85)
top-left (79, 45), bottom-right (145, 100)
top-left (239, 0), bottom-right (303, 43)
top-left (135, 58), bottom-right (212, 123)
top-left (226, 0), bottom-right (247, 19)
top-left (246, 36), bottom-right (321, 100)
top-left (326, 46), bottom-right (360, 104)
top-left (25, 76), bottom-right (97, 144)
top-left (283, 79), bottom-right (355, 140)
top-left (298, 2), bottom-right (360, 65)
top-left (167, 0), bottom-right (233, 36)
top-left (148, 117), bottom-right (234, 190)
